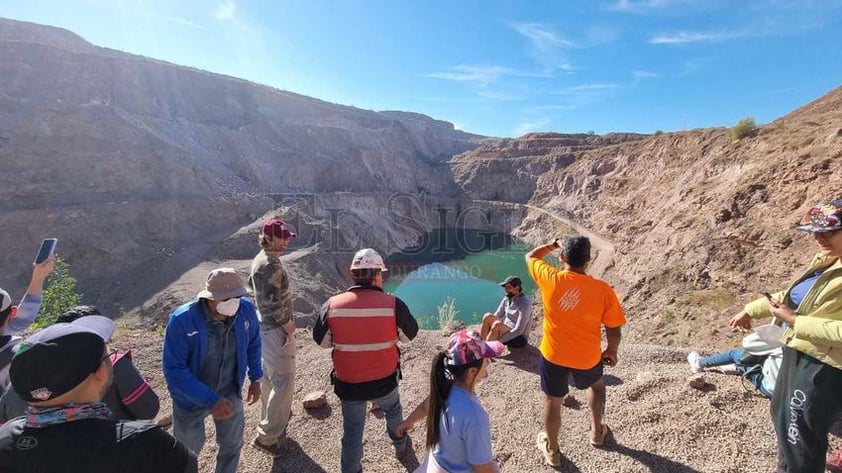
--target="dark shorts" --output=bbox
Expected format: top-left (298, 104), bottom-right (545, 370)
top-left (502, 335), bottom-right (528, 348)
top-left (540, 356), bottom-right (603, 397)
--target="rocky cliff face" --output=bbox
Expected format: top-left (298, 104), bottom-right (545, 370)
top-left (450, 133), bottom-right (647, 203)
top-left (0, 18), bottom-right (482, 311)
top-left (468, 90), bottom-right (842, 347)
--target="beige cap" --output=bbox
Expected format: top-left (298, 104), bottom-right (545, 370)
top-left (197, 268), bottom-right (248, 301)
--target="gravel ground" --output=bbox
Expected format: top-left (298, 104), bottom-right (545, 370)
top-left (122, 325), bottom-right (841, 473)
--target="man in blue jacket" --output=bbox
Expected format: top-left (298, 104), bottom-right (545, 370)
top-left (163, 267), bottom-right (263, 473)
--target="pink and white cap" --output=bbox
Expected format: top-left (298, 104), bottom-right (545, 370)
top-left (445, 329), bottom-right (504, 366)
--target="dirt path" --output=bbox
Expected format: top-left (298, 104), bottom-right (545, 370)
top-left (520, 203), bottom-right (615, 278)
top-left (469, 199), bottom-right (616, 278)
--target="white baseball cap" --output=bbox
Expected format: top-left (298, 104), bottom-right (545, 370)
top-left (349, 248), bottom-right (388, 272)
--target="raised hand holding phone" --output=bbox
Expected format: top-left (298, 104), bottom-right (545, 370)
top-left (34, 238), bottom-right (58, 264)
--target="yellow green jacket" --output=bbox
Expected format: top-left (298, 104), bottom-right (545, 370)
top-left (745, 254), bottom-right (842, 370)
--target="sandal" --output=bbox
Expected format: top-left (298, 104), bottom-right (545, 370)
top-left (536, 431), bottom-right (561, 467)
top-left (590, 423), bottom-right (610, 447)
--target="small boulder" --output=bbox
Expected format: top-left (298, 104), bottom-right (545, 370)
top-left (687, 375), bottom-right (707, 390)
top-left (303, 391), bottom-right (327, 410)
top-left (561, 394), bottom-right (578, 408)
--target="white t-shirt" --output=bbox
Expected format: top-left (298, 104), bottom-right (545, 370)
top-left (432, 386), bottom-right (494, 472)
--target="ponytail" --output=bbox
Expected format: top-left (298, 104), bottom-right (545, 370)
top-left (425, 352), bottom-right (451, 449)
top-left (425, 351), bottom-right (483, 449)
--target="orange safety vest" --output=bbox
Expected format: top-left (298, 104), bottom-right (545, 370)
top-left (326, 289), bottom-right (399, 384)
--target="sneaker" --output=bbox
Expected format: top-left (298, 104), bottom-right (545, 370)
top-left (687, 351), bottom-right (702, 373)
top-left (252, 438), bottom-right (286, 457)
top-left (536, 431), bottom-right (561, 467)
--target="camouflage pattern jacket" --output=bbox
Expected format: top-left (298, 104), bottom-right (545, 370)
top-left (249, 249), bottom-right (293, 333)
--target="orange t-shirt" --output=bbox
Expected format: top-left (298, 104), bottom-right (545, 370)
top-left (527, 257), bottom-right (626, 369)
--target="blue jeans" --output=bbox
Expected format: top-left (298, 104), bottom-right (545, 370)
top-left (340, 388), bottom-right (407, 473)
top-left (700, 348), bottom-right (771, 398)
top-left (700, 348), bottom-right (745, 368)
top-left (173, 397), bottom-right (244, 473)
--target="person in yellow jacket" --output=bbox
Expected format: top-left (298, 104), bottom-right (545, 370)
top-left (729, 199), bottom-right (842, 473)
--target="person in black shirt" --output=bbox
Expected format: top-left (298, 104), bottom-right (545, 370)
top-left (0, 316), bottom-right (196, 473)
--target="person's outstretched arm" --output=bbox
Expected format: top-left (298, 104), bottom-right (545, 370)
top-left (6, 256), bottom-right (55, 334)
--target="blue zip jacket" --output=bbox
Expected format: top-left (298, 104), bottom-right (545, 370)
top-left (163, 299), bottom-right (263, 410)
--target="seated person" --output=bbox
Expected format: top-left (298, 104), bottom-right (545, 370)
top-left (687, 333), bottom-right (782, 398)
top-left (479, 276), bottom-right (532, 347)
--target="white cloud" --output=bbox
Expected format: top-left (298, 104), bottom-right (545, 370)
top-left (476, 90), bottom-right (524, 101)
top-left (513, 119), bottom-right (551, 137)
top-left (607, 0), bottom-right (694, 12)
top-left (426, 65), bottom-right (510, 85)
top-left (649, 30), bottom-right (738, 44)
top-left (525, 105), bottom-right (576, 112)
top-left (631, 69), bottom-right (659, 85)
top-left (511, 23), bottom-right (577, 73)
top-left (633, 70), bottom-right (659, 79)
top-left (564, 83), bottom-right (618, 92)
top-left (130, 11), bottom-right (201, 28)
top-left (214, 1), bottom-right (237, 21)
top-left (426, 65), bottom-right (553, 86)
top-left (512, 23), bottom-right (576, 50)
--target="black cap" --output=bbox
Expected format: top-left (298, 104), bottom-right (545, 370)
top-left (10, 317), bottom-right (114, 402)
top-left (499, 276), bottom-right (522, 288)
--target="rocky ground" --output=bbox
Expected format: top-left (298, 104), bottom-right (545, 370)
top-left (118, 319), bottom-right (842, 473)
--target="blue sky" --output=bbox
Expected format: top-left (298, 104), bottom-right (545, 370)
top-left (1, 0), bottom-right (841, 137)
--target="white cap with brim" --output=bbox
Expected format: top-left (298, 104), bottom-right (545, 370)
top-left (753, 324), bottom-right (786, 350)
top-left (0, 288), bottom-right (11, 312)
top-left (23, 316), bottom-right (115, 346)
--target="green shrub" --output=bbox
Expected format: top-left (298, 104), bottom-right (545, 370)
top-left (35, 258), bottom-right (83, 328)
top-left (654, 130), bottom-right (664, 136)
top-left (731, 117), bottom-right (757, 141)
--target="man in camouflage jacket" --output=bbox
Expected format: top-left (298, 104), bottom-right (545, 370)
top-left (249, 219), bottom-right (297, 456)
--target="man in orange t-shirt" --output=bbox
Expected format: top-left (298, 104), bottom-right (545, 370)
top-left (526, 235), bottom-right (626, 467)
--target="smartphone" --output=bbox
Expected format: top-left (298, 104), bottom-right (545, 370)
top-left (34, 238), bottom-right (58, 264)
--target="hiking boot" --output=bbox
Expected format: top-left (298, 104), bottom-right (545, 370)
top-left (687, 351), bottom-right (702, 373)
top-left (536, 431), bottom-right (561, 467)
top-left (252, 438), bottom-right (286, 457)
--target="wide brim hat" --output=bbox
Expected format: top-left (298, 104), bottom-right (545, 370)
top-left (197, 267), bottom-right (248, 301)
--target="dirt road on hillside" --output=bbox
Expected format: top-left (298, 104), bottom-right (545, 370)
top-left (521, 203), bottom-right (616, 277)
top-left (470, 199), bottom-right (615, 278)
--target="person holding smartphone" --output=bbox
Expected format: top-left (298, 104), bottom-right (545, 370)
top-left (729, 199), bottom-right (842, 473)
top-left (0, 243), bottom-right (57, 389)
